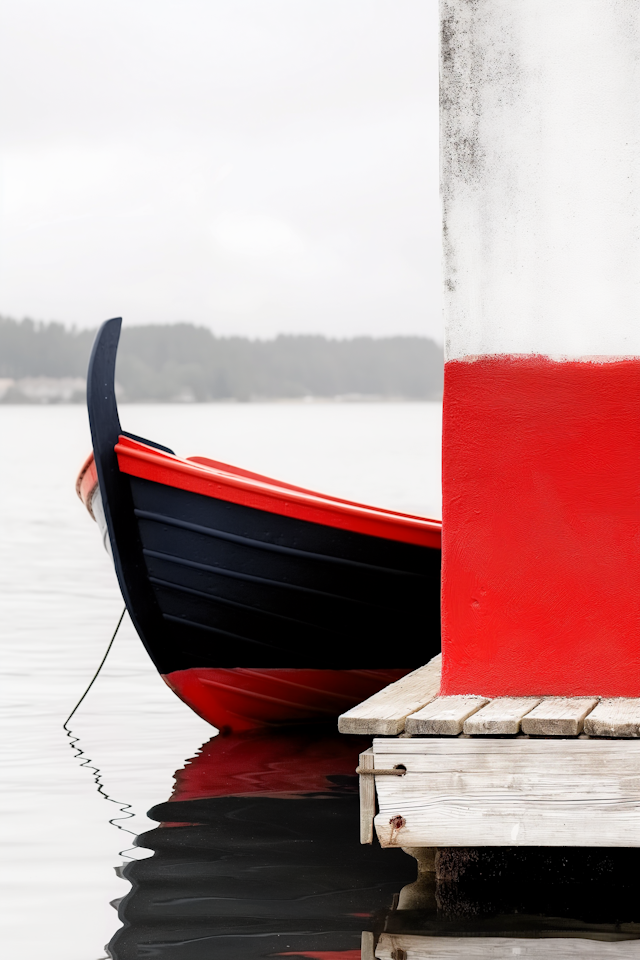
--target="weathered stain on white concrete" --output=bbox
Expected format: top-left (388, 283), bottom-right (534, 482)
top-left (441, 0), bottom-right (640, 360)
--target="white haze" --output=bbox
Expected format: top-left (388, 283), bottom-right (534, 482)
top-left (0, 0), bottom-right (440, 339)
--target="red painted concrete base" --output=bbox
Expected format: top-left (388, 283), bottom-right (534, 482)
top-left (163, 666), bottom-right (409, 731)
top-left (442, 354), bottom-right (640, 696)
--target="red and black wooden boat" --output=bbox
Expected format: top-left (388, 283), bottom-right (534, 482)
top-left (77, 318), bottom-right (442, 731)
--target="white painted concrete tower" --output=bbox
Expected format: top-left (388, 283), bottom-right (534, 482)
top-left (441, 0), bottom-right (640, 361)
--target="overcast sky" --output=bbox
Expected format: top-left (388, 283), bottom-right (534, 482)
top-left (0, 0), bottom-right (440, 339)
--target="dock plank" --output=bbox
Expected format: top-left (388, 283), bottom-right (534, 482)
top-left (584, 699), bottom-right (640, 738)
top-left (371, 738), bottom-right (640, 848)
top-left (463, 697), bottom-right (541, 735)
top-left (405, 695), bottom-right (488, 736)
top-left (338, 655), bottom-right (441, 735)
top-left (375, 933), bottom-right (639, 958)
top-left (521, 698), bottom-right (598, 736)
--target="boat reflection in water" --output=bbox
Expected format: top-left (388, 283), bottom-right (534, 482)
top-left (108, 726), bottom-right (414, 960)
top-left (108, 727), bottom-right (640, 960)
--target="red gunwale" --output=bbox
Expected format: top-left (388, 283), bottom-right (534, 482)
top-left (76, 452), bottom-right (99, 518)
top-left (114, 434), bottom-right (442, 548)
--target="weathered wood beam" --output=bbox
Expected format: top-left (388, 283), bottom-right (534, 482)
top-left (371, 738), bottom-right (640, 848)
top-left (375, 933), bottom-right (639, 959)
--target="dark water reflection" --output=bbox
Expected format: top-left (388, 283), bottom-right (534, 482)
top-left (108, 727), bottom-right (640, 959)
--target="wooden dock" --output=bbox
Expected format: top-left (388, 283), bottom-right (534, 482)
top-left (339, 656), bottom-right (640, 848)
top-left (370, 932), bottom-right (640, 958)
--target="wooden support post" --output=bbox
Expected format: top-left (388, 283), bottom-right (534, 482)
top-left (361, 930), bottom-right (376, 960)
top-left (358, 747), bottom-right (376, 845)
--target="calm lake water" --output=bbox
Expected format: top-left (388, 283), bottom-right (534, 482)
top-left (0, 402), bottom-right (441, 959)
top-left (3, 402), bottom-right (639, 960)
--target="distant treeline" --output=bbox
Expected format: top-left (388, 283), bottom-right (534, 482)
top-left (0, 317), bottom-right (443, 402)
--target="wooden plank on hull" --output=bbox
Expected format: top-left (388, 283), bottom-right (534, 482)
top-left (584, 699), bottom-right (640, 738)
top-left (338, 655), bottom-right (442, 735)
top-left (371, 738), bottom-right (640, 848)
top-left (463, 697), bottom-right (541, 735)
top-left (375, 933), bottom-right (640, 959)
top-left (521, 698), bottom-right (598, 736)
top-left (405, 695), bottom-right (488, 736)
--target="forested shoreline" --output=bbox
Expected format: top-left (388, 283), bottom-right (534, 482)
top-left (0, 317), bottom-right (443, 403)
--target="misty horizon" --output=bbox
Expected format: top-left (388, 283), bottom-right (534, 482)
top-left (0, 315), bottom-right (443, 403)
top-left (0, 1), bottom-right (440, 341)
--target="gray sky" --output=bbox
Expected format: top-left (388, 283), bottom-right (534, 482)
top-left (0, 0), bottom-right (440, 339)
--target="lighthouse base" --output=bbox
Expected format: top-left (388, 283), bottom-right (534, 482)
top-left (442, 354), bottom-right (640, 698)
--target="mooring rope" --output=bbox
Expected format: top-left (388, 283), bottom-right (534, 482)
top-left (63, 607), bottom-right (139, 857)
top-left (64, 607), bottom-right (126, 728)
